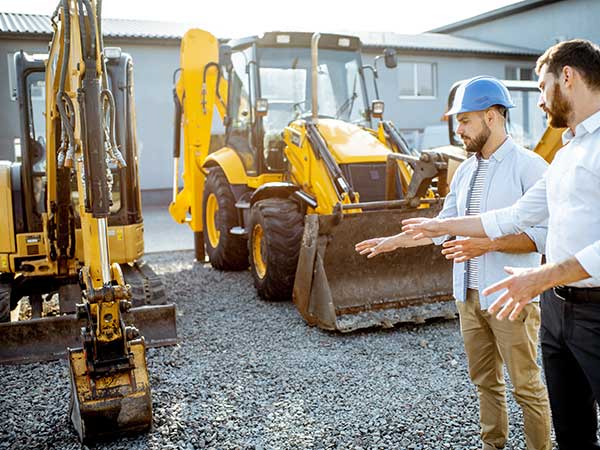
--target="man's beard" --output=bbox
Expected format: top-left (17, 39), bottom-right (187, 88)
top-left (462, 121), bottom-right (491, 154)
top-left (545, 83), bottom-right (572, 128)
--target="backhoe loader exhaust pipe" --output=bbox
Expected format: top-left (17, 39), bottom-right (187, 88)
top-left (311, 32), bottom-right (320, 121)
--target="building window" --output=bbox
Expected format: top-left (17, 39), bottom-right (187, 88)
top-left (397, 62), bottom-right (436, 98)
top-left (505, 66), bottom-right (534, 81)
top-left (7, 52), bottom-right (17, 100)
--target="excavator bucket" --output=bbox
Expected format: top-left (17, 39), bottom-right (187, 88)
top-left (293, 203), bottom-right (454, 332)
top-left (69, 338), bottom-right (152, 442)
top-left (0, 304), bottom-right (177, 365)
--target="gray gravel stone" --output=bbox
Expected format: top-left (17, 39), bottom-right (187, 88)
top-left (0, 250), bottom-right (556, 449)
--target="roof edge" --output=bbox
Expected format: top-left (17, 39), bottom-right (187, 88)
top-left (361, 44), bottom-right (538, 58)
top-left (429, 0), bottom-right (564, 33)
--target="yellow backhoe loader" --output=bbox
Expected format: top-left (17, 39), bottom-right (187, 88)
top-left (170, 29), bottom-right (454, 332)
top-left (0, 0), bottom-right (177, 441)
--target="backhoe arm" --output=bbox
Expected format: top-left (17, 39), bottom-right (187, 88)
top-left (169, 29), bottom-right (226, 249)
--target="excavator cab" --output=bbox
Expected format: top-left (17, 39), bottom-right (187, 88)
top-left (11, 50), bottom-right (143, 260)
top-left (0, 50), bottom-right (175, 365)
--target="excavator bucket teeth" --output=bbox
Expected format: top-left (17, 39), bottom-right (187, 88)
top-left (293, 203), bottom-right (455, 332)
top-left (0, 304), bottom-right (177, 365)
top-left (69, 339), bottom-right (152, 443)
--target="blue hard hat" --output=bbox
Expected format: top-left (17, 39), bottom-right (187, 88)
top-left (446, 76), bottom-right (515, 116)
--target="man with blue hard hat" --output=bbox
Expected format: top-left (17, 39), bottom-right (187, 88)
top-left (356, 76), bottom-right (551, 449)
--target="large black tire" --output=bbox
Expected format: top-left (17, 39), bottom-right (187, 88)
top-left (0, 282), bottom-right (11, 323)
top-left (248, 198), bottom-right (304, 301)
top-left (202, 168), bottom-right (249, 270)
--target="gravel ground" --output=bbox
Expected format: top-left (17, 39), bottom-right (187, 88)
top-left (0, 250), bottom-right (551, 450)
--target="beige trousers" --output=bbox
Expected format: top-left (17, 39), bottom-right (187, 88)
top-left (456, 290), bottom-right (552, 450)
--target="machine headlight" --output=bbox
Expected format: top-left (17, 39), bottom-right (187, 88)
top-left (371, 100), bottom-right (385, 118)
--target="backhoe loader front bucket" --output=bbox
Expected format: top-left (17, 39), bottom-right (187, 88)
top-left (293, 202), bottom-right (454, 332)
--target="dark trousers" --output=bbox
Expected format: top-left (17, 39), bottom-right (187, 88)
top-left (540, 289), bottom-right (600, 450)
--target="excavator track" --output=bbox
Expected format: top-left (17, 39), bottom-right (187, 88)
top-left (121, 261), bottom-right (168, 307)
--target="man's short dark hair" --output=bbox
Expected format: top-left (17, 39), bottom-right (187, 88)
top-left (486, 105), bottom-right (507, 118)
top-left (536, 39), bottom-right (600, 91)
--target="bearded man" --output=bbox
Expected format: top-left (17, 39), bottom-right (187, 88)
top-left (356, 76), bottom-right (551, 450)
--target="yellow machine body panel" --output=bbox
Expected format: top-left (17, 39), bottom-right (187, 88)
top-left (0, 162), bottom-right (15, 254)
top-left (534, 126), bottom-right (566, 163)
top-left (313, 119), bottom-right (392, 163)
top-left (283, 123), bottom-right (350, 214)
top-left (247, 173), bottom-right (285, 188)
top-left (203, 147), bottom-right (248, 185)
top-left (74, 223), bottom-right (144, 263)
top-left (169, 29), bottom-right (221, 232)
top-left (5, 223), bottom-right (143, 276)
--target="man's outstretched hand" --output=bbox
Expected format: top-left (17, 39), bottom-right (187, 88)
top-left (441, 238), bottom-right (492, 263)
top-left (484, 266), bottom-right (546, 320)
top-left (355, 237), bottom-right (397, 258)
top-left (402, 217), bottom-right (447, 240)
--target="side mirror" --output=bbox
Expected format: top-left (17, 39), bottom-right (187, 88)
top-left (256, 98), bottom-right (269, 117)
top-left (219, 44), bottom-right (232, 68)
top-left (384, 48), bottom-right (397, 69)
top-left (371, 100), bottom-right (385, 119)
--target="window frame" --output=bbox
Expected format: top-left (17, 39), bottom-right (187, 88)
top-left (397, 61), bottom-right (437, 100)
top-left (505, 66), bottom-right (535, 81)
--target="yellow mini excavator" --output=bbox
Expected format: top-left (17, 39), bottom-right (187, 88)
top-left (170, 29), bottom-right (454, 331)
top-left (0, 0), bottom-right (177, 442)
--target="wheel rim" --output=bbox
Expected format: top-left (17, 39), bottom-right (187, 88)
top-left (252, 223), bottom-right (267, 279)
top-left (206, 193), bottom-right (220, 248)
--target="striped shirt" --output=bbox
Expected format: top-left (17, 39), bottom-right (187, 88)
top-left (466, 158), bottom-right (490, 289)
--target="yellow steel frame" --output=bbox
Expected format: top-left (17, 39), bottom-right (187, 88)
top-left (169, 29), bottom-right (229, 232)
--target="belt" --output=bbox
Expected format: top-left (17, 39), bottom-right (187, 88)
top-left (554, 285), bottom-right (600, 303)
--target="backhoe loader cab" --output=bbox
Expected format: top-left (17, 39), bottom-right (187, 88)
top-left (212, 32), bottom-right (391, 184)
top-left (171, 29), bottom-right (454, 331)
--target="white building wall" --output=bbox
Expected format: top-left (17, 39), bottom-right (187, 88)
top-left (363, 50), bottom-right (538, 148)
top-left (446, 0), bottom-right (600, 51)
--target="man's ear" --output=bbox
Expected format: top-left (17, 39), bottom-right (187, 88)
top-left (485, 108), bottom-right (496, 126)
top-left (562, 65), bottom-right (574, 88)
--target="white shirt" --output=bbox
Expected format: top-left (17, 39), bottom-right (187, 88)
top-left (482, 109), bottom-right (600, 288)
